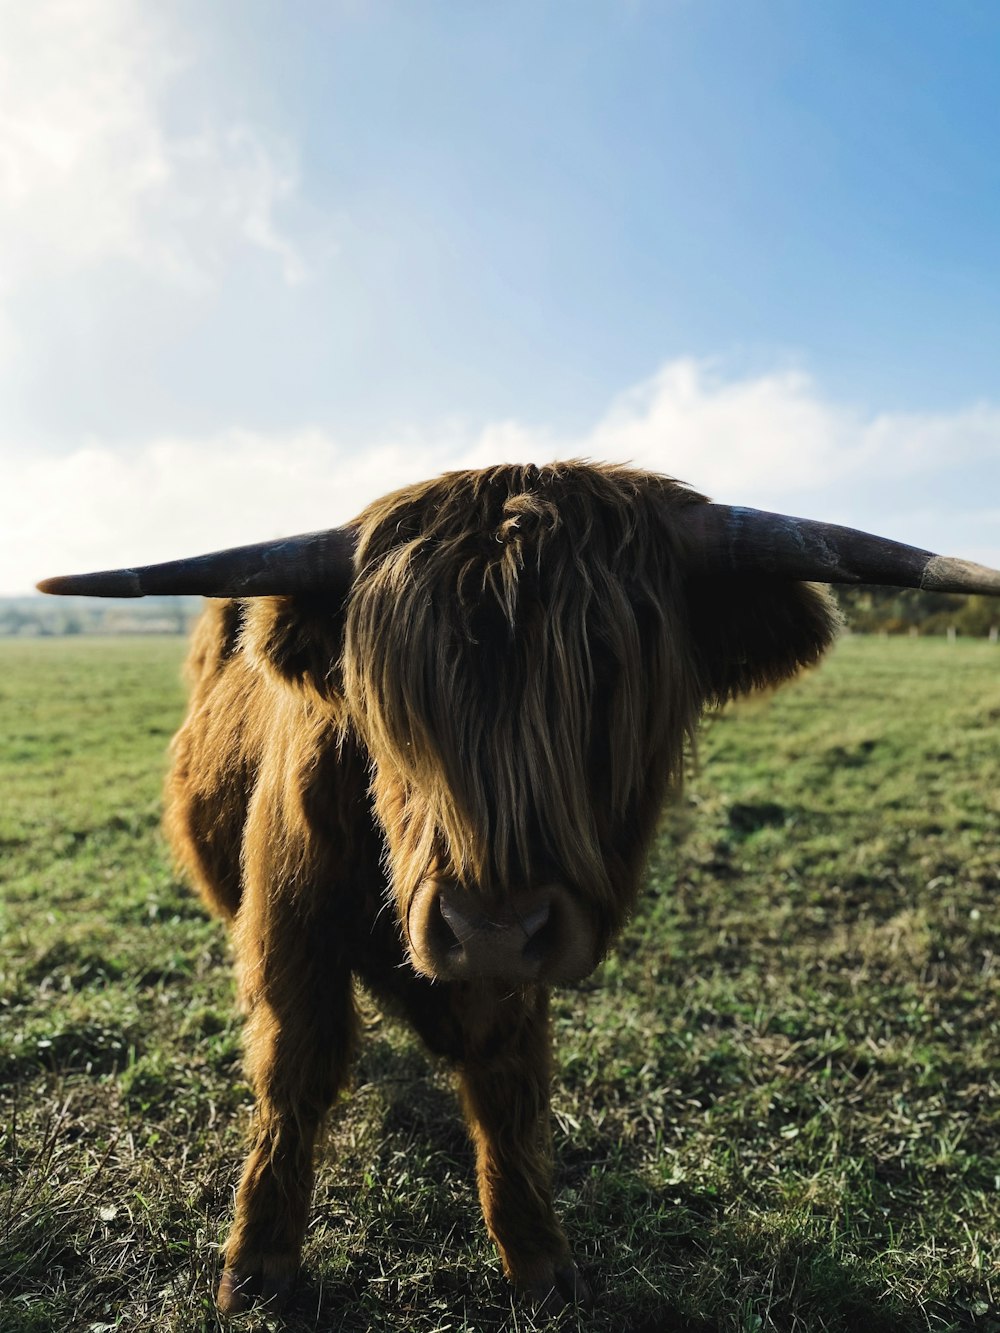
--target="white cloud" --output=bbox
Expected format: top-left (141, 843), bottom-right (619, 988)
top-left (585, 359), bottom-right (859, 498)
top-left (0, 0), bottom-right (308, 294)
top-left (6, 358), bottom-right (1000, 594)
top-left (583, 359), bottom-right (1000, 508)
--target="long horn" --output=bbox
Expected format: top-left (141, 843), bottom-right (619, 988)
top-left (36, 528), bottom-right (356, 599)
top-left (679, 505), bottom-right (1000, 595)
top-left (37, 504), bottom-right (1000, 599)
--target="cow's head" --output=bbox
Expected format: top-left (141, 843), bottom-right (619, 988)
top-left (38, 462), bottom-right (1000, 987)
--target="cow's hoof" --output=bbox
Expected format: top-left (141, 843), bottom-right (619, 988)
top-left (217, 1262), bottom-right (296, 1316)
top-left (520, 1260), bottom-right (593, 1312)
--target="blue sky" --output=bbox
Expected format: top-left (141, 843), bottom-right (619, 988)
top-left (2, 1), bottom-right (999, 591)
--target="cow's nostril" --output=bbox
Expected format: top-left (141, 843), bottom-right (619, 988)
top-left (435, 893), bottom-right (469, 954)
top-left (438, 894), bottom-right (477, 947)
top-left (518, 903), bottom-right (550, 940)
top-left (522, 902), bottom-right (557, 961)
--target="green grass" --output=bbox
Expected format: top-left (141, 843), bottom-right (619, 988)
top-left (1, 634), bottom-right (998, 1333)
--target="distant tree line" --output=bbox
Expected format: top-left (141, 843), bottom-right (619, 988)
top-left (0, 596), bottom-right (200, 637)
top-left (1, 589), bottom-right (998, 638)
top-left (834, 586), bottom-right (1000, 637)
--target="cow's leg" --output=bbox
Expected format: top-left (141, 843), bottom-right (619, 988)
top-left (456, 985), bottom-right (591, 1310)
top-left (361, 959), bottom-right (590, 1309)
top-left (217, 910), bottom-right (356, 1315)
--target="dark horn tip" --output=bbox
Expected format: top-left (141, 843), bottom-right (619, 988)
top-left (36, 570), bottom-right (144, 598)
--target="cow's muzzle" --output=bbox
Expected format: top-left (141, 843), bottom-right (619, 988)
top-left (407, 879), bottom-right (598, 985)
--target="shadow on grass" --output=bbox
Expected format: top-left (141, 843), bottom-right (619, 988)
top-left (266, 1064), bottom-right (964, 1333)
top-left (3, 1047), bottom-right (985, 1332)
top-left (276, 1192), bottom-right (951, 1333)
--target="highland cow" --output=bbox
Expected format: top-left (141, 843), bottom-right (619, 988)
top-left (38, 461), bottom-right (1000, 1313)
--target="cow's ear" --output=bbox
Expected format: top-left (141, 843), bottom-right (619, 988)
top-left (684, 577), bottom-right (842, 705)
top-left (241, 595), bottom-right (347, 703)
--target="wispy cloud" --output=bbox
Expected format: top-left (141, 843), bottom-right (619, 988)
top-left (0, 0), bottom-right (309, 294)
top-left (584, 359), bottom-right (1000, 504)
top-left (7, 359), bottom-right (999, 594)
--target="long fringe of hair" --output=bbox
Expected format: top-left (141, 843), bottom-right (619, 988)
top-left (342, 462), bottom-right (711, 904)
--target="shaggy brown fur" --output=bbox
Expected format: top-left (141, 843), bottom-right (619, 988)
top-left (164, 461), bottom-right (839, 1312)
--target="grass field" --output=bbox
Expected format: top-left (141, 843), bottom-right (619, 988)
top-left (1, 633), bottom-right (998, 1333)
